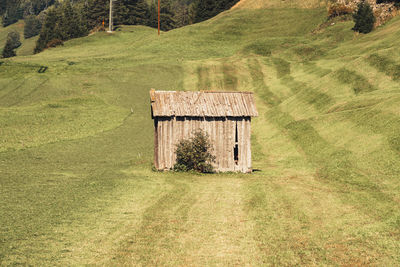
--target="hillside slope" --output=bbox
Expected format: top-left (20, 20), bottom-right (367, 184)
top-left (0, 2), bottom-right (399, 265)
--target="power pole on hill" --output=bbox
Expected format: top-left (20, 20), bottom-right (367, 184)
top-left (108, 0), bottom-right (114, 33)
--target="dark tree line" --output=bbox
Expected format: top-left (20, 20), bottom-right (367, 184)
top-left (84, 0), bottom-right (152, 29)
top-left (34, 1), bottom-right (87, 53)
top-left (2, 0), bottom-right (239, 29)
top-left (1, 0), bottom-right (55, 27)
top-left (1, 0), bottom-right (24, 27)
top-left (2, 0), bottom-right (240, 56)
top-left (193, 0), bottom-right (239, 23)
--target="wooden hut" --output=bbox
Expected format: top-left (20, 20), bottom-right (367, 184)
top-left (150, 90), bottom-right (258, 173)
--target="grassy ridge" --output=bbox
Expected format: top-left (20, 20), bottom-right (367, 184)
top-left (0, 3), bottom-right (399, 265)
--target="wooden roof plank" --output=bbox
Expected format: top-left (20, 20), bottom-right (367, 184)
top-left (150, 90), bottom-right (258, 117)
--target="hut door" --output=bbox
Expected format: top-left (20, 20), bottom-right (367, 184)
top-left (234, 121), bottom-right (239, 165)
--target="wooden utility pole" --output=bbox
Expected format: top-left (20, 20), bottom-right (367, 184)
top-left (108, 0), bottom-right (113, 33)
top-left (158, 0), bottom-right (160, 35)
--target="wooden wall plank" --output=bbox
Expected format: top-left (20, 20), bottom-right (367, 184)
top-left (241, 117), bottom-right (248, 173)
top-left (159, 119), bottom-right (164, 170)
top-left (246, 117), bottom-right (252, 172)
top-left (164, 119), bottom-right (169, 169)
top-left (219, 119), bottom-right (223, 171)
top-left (210, 118), bottom-right (217, 170)
top-left (221, 121), bottom-right (228, 171)
top-left (234, 119), bottom-right (239, 172)
top-left (239, 118), bottom-right (246, 173)
top-left (217, 118), bottom-right (222, 171)
top-left (171, 117), bottom-right (176, 168)
top-left (166, 119), bottom-right (170, 169)
top-left (236, 118), bottom-right (242, 172)
top-left (227, 119), bottom-right (234, 171)
top-left (154, 119), bottom-right (157, 169)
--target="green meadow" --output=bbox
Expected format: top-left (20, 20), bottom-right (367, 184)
top-left (0, 1), bottom-right (399, 265)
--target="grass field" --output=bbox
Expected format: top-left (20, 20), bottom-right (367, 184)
top-left (0, 0), bottom-right (399, 265)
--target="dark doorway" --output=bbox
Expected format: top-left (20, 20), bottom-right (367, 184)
top-left (234, 121), bottom-right (238, 165)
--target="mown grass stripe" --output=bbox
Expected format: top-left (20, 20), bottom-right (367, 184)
top-left (332, 67), bottom-right (377, 95)
top-left (280, 75), bottom-right (335, 112)
top-left (266, 107), bottom-right (399, 224)
top-left (302, 61), bottom-right (332, 78)
top-left (366, 54), bottom-right (400, 81)
top-left (248, 58), bottom-right (281, 106)
top-left (338, 105), bottom-right (400, 171)
top-left (245, 181), bottom-right (316, 265)
top-left (272, 57), bottom-right (291, 78)
top-left (112, 177), bottom-right (196, 265)
top-left (196, 65), bottom-right (212, 90)
top-left (222, 63), bottom-right (238, 91)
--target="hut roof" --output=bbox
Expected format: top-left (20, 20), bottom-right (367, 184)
top-left (150, 90), bottom-right (258, 117)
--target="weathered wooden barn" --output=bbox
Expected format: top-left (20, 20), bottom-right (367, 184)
top-left (150, 90), bottom-right (258, 173)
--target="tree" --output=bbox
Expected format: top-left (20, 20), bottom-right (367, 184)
top-left (34, 1), bottom-right (88, 53)
top-left (0, 0), bottom-right (7, 16)
top-left (85, 0), bottom-right (109, 29)
top-left (193, 0), bottom-right (215, 23)
top-left (2, 38), bottom-right (17, 58)
top-left (148, 0), bottom-right (175, 31)
top-left (2, 0), bottom-right (24, 27)
top-left (30, 0), bottom-right (56, 15)
top-left (353, 0), bottom-right (376, 34)
top-left (174, 130), bottom-right (215, 173)
top-left (193, 0), bottom-right (239, 23)
top-left (24, 15), bottom-right (42, 39)
top-left (57, 1), bottom-right (87, 39)
top-left (2, 31), bottom-right (20, 58)
top-left (172, 2), bottom-right (191, 28)
top-left (114, 0), bottom-right (149, 25)
top-left (34, 7), bottom-right (59, 53)
top-left (6, 31), bottom-right (22, 49)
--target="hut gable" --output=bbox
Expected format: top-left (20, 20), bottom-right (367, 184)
top-left (150, 90), bottom-right (258, 173)
top-left (150, 90), bottom-right (258, 117)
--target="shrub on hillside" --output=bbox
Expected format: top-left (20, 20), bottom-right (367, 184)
top-left (45, 39), bottom-right (63, 48)
top-left (328, 3), bottom-right (354, 18)
top-left (174, 130), bottom-right (215, 173)
top-left (353, 1), bottom-right (376, 33)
